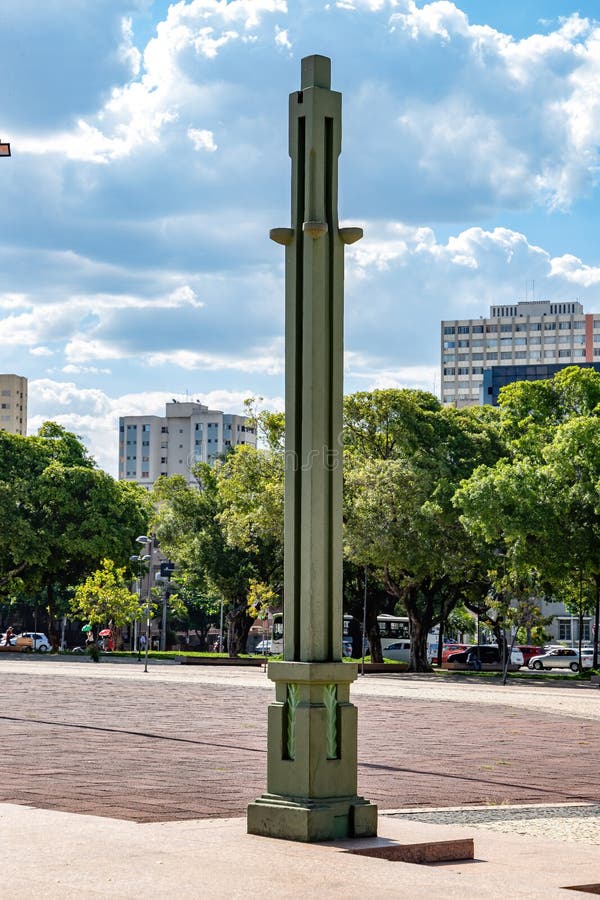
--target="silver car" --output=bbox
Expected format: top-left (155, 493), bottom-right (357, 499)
top-left (528, 647), bottom-right (591, 671)
top-left (17, 632), bottom-right (52, 652)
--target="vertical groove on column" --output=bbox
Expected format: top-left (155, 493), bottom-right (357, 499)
top-left (293, 116), bottom-right (306, 662)
top-left (325, 116), bottom-right (335, 659)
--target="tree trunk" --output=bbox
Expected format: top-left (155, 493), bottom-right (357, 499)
top-left (406, 612), bottom-right (431, 671)
top-left (365, 603), bottom-right (383, 662)
top-left (227, 599), bottom-right (253, 657)
top-left (46, 583), bottom-right (60, 653)
top-left (594, 576), bottom-right (600, 670)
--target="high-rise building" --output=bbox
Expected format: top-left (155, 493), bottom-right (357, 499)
top-left (0, 374), bottom-right (27, 435)
top-left (440, 301), bottom-right (597, 407)
top-left (118, 400), bottom-right (257, 488)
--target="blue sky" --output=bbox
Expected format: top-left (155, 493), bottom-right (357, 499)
top-left (3, 0), bottom-right (600, 473)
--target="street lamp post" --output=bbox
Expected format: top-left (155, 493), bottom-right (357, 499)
top-left (130, 536), bottom-right (153, 671)
top-left (136, 536), bottom-right (153, 672)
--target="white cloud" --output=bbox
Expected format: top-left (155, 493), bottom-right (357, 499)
top-left (188, 127), bottom-right (218, 152)
top-left (29, 346), bottom-right (54, 357)
top-left (147, 341), bottom-right (284, 375)
top-left (549, 254), bottom-right (600, 287)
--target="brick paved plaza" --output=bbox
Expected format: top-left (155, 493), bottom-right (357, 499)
top-left (1, 658), bottom-right (599, 824)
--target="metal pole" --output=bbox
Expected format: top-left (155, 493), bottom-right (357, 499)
top-left (161, 589), bottom-right (167, 651)
top-left (219, 597), bottom-right (224, 653)
top-left (144, 597), bottom-right (150, 673)
top-left (361, 565), bottom-right (368, 676)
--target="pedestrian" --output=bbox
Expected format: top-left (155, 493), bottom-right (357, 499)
top-left (138, 633), bottom-right (146, 661)
top-left (3, 625), bottom-right (14, 646)
top-left (466, 647), bottom-right (482, 671)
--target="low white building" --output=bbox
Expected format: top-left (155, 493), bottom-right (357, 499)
top-left (118, 400), bottom-right (256, 488)
top-left (0, 374), bottom-right (27, 435)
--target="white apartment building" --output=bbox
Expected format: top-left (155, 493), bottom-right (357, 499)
top-left (119, 400), bottom-right (256, 488)
top-left (0, 374), bottom-right (27, 435)
top-left (440, 300), bottom-right (598, 407)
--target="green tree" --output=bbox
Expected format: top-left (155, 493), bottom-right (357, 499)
top-left (343, 392), bottom-right (505, 670)
top-left (71, 559), bottom-right (141, 648)
top-left (0, 424), bottom-right (151, 647)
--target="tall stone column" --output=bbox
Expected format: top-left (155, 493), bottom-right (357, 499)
top-left (247, 55), bottom-right (377, 843)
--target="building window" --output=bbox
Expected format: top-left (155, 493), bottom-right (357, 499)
top-left (457, 325), bottom-right (470, 334)
top-left (500, 324), bottom-right (512, 332)
top-left (544, 322), bottom-right (557, 330)
top-left (529, 323), bottom-right (542, 330)
top-left (471, 367), bottom-right (483, 374)
top-left (142, 424), bottom-right (150, 432)
top-left (443, 368), bottom-right (455, 375)
top-left (161, 426), bottom-right (168, 434)
top-left (529, 351), bottom-right (541, 360)
top-left (443, 341), bottom-right (456, 349)
top-left (457, 340), bottom-right (469, 347)
top-left (443, 326), bottom-right (456, 334)
top-left (558, 620), bottom-right (571, 641)
top-left (514, 351), bottom-right (527, 359)
top-left (472, 325), bottom-right (484, 333)
top-left (500, 351), bottom-right (512, 359)
top-left (458, 367), bottom-right (470, 375)
top-left (573, 320), bottom-right (585, 329)
top-left (514, 338), bottom-right (527, 345)
top-left (558, 321), bottom-right (572, 330)
top-left (558, 350), bottom-right (571, 358)
top-left (471, 353), bottom-right (484, 361)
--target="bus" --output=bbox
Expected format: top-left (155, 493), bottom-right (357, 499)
top-left (268, 612), bottom-right (419, 655)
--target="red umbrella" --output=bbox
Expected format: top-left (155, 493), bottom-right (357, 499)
top-left (99, 628), bottom-right (112, 637)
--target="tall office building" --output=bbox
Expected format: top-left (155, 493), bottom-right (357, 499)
top-left (0, 374), bottom-right (27, 435)
top-left (118, 399), bottom-right (257, 488)
top-left (440, 301), bottom-right (598, 407)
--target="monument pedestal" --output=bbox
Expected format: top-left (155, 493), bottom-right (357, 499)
top-left (247, 661), bottom-right (377, 841)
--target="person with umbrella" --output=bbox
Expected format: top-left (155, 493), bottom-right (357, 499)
top-left (98, 628), bottom-right (113, 651)
top-left (82, 624), bottom-right (95, 649)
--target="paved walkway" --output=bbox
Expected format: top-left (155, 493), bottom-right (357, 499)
top-left (1, 657), bottom-right (599, 823)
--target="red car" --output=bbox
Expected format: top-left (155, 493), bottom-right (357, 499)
top-left (431, 643), bottom-right (469, 665)
top-left (518, 645), bottom-right (544, 666)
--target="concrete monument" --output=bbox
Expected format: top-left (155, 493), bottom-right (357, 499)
top-left (247, 55), bottom-right (377, 843)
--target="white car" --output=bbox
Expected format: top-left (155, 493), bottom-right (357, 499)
top-left (528, 647), bottom-right (591, 671)
top-left (17, 632), bottom-right (52, 652)
top-left (383, 640), bottom-right (412, 662)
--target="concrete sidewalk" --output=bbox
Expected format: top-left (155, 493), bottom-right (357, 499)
top-left (2, 802), bottom-right (599, 899)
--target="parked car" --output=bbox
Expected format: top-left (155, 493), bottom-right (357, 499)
top-left (517, 645), bottom-right (545, 667)
top-left (382, 640), bottom-right (411, 662)
top-left (254, 639), bottom-right (272, 654)
top-left (528, 647), bottom-right (592, 671)
top-left (431, 643), bottom-right (470, 665)
top-left (447, 645), bottom-right (524, 667)
top-left (342, 639), bottom-right (353, 657)
top-left (17, 632), bottom-right (52, 652)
